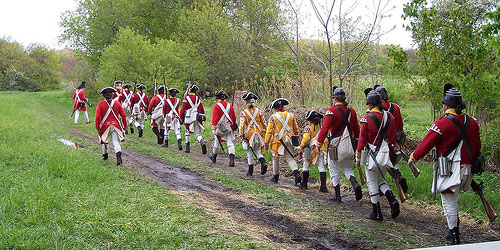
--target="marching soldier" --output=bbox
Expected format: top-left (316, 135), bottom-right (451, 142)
top-left (264, 98), bottom-right (301, 185)
top-left (300, 110), bottom-right (328, 191)
top-left (239, 92), bottom-right (268, 176)
top-left (316, 87), bottom-right (362, 201)
top-left (112, 80), bottom-right (123, 101)
top-left (95, 87), bottom-right (127, 165)
top-left (162, 87), bottom-right (183, 150)
top-left (208, 90), bottom-right (238, 167)
top-left (375, 85), bottom-right (408, 193)
top-left (180, 84), bottom-right (207, 154)
top-left (408, 84), bottom-right (481, 245)
top-left (148, 85), bottom-right (167, 145)
top-left (72, 81), bottom-right (90, 124)
top-left (356, 90), bottom-right (400, 221)
top-left (130, 84), bottom-right (149, 137)
top-left (119, 83), bottom-right (134, 134)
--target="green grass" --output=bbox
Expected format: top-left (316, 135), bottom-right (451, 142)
top-left (0, 91), bottom-right (266, 249)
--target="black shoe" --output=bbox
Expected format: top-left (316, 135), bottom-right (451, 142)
top-left (319, 172), bottom-right (328, 192)
top-left (177, 139), bottom-right (182, 150)
top-left (259, 157), bottom-right (267, 175)
top-left (138, 128), bottom-right (143, 137)
top-left (350, 176), bottom-right (363, 201)
top-left (116, 152), bottom-right (122, 165)
top-left (130, 127), bottom-right (134, 134)
top-left (162, 139), bottom-right (168, 147)
top-left (445, 218), bottom-right (460, 241)
top-left (300, 171), bottom-right (309, 190)
top-left (246, 164), bottom-right (254, 176)
top-left (125, 129), bottom-right (128, 135)
top-left (385, 190), bottom-right (400, 219)
top-left (293, 170), bottom-right (302, 186)
top-left (159, 129), bottom-right (165, 144)
top-left (330, 185), bottom-right (341, 202)
top-left (229, 154), bottom-right (235, 167)
top-left (366, 202), bottom-right (383, 221)
top-left (102, 153), bottom-right (108, 160)
top-left (395, 169), bottom-right (408, 193)
top-left (185, 142), bottom-right (190, 153)
top-left (208, 153), bottom-right (217, 163)
top-left (270, 174), bottom-right (279, 183)
top-left (446, 227), bottom-right (460, 245)
top-left (201, 142), bottom-right (207, 155)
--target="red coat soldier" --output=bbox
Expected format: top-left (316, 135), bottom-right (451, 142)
top-left (72, 81), bottom-right (90, 124)
top-left (119, 83), bottom-right (134, 134)
top-left (162, 88), bottom-right (183, 150)
top-left (179, 84), bottom-right (207, 154)
top-left (148, 85), bottom-right (167, 145)
top-left (112, 80), bottom-right (123, 102)
top-left (95, 87), bottom-right (127, 165)
top-left (208, 90), bottom-right (237, 167)
top-left (130, 84), bottom-right (149, 137)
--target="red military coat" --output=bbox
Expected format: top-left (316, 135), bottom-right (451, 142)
top-left (317, 102), bottom-right (360, 146)
top-left (356, 107), bottom-right (397, 153)
top-left (148, 94), bottom-right (166, 115)
top-left (382, 100), bottom-right (403, 133)
top-left (211, 100), bottom-right (237, 130)
top-left (72, 89), bottom-right (88, 111)
top-left (163, 97), bottom-right (181, 120)
top-left (112, 89), bottom-right (122, 102)
top-left (180, 93), bottom-right (205, 125)
top-left (95, 99), bottom-right (128, 136)
top-left (411, 109), bottom-right (481, 164)
top-left (130, 92), bottom-right (149, 111)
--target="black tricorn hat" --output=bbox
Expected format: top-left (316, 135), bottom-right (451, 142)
top-left (215, 90), bottom-right (228, 100)
top-left (269, 98), bottom-right (289, 109)
top-left (136, 84), bottom-right (146, 90)
top-left (169, 88), bottom-right (180, 94)
top-left (188, 84), bottom-right (199, 92)
top-left (242, 92), bottom-right (259, 101)
top-left (78, 81), bottom-right (86, 89)
top-left (305, 110), bottom-right (324, 121)
top-left (156, 85), bottom-right (166, 91)
top-left (442, 83), bottom-right (462, 107)
top-left (332, 86), bottom-right (346, 96)
top-left (123, 83), bottom-right (132, 89)
top-left (114, 80), bottom-right (123, 86)
top-left (99, 86), bottom-right (117, 94)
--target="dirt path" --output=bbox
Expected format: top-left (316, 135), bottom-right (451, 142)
top-left (36, 100), bottom-right (499, 249)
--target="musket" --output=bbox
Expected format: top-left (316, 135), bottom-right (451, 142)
top-left (216, 135), bottom-right (225, 152)
top-left (114, 72), bottom-right (117, 81)
top-left (368, 149), bottom-right (405, 202)
top-left (471, 180), bottom-right (498, 222)
top-left (400, 150), bottom-right (421, 178)
top-left (279, 138), bottom-right (296, 158)
top-left (154, 71), bottom-right (157, 96)
top-left (162, 71), bottom-right (166, 90)
top-left (432, 148), bottom-right (438, 200)
top-left (388, 168), bottom-right (407, 203)
top-left (356, 157), bottom-right (367, 185)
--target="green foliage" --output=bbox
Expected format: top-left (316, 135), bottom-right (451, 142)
top-left (0, 39), bottom-right (61, 91)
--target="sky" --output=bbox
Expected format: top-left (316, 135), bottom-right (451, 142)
top-left (0, 0), bottom-right (414, 50)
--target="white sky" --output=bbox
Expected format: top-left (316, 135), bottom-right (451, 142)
top-left (0, 0), bottom-right (413, 50)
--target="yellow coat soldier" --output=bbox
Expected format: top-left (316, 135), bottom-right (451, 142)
top-left (264, 98), bottom-right (301, 185)
top-left (299, 110), bottom-right (328, 191)
top-left (239, 92), bottom-right (268, 176)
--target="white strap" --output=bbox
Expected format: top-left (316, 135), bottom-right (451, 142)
top-left (110, 103), bottom-right (125, 132)
top-left (273, 112), bottom-right (291, 140)
top-left (166, 98), bottom-right (180, 118)
top-left (100, 99), bottom-right (116, 130)
top-left (216, 102), bottom-right (232, 123)
top-left (124, 91), bottom-right (132, 104)
top-left (186, 95), bottom-right (200, 112)
top-left (372, 111), bottom-right (388, 145)
top-left (75, 89), bottom-right (81, 103)
top-left (153, 94), bottom-right (165, 112)
top-left (138, 93), bottom-right (146, 107)
top-left (244, 108), bottom-right (261, 134)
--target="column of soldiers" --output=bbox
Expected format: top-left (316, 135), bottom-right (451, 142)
top-left (86, 81), bottom-right (483, 246)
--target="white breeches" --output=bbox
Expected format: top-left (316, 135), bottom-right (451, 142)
top-left (74, 110), bottom-right (89, 124)
top-left (303, 150), bottom-right (326, 173)
top-left (213, 133), bottom-right (235, 155)
top-left (365, 164), bottom-right (390, 204)
top-left (101, 128), bottom-right (121, 154)
top-left (328, 155), bottom-right (354, 186)
top-left (134, 111), bottom-right (146, 129)
top-left (185, 122), bottom-right (203, 144)
top-left (441, 165), bottom-right (472, 229)
top-left (246, 147), bottom-right (264, 165)
top-left (164, 119), bottom-right (181, 140)
top-left (272, 152), bottom-right (298, 175)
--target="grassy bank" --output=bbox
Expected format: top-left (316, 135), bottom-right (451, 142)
top-left (0, 91), bottom-right (264, 249)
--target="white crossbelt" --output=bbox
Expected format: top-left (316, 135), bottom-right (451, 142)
top-left (186, 95), bottom-right (200, 113)
top-left (123, 91), bottom-right (132, 105)
top-left (138, 93), bottom-right (146, 107)
top-left (153, 94), bottom-right (166, 113)
top-left (244, 108), bottom-right (261, 134)
top-left (217, 102), bottom-right (232, 124)
top-left (99, 99), bottom-right (124, 132)
top-left (273, 112), bottom-right (291, 140)
top-left (75, 89), bottom-right (81, 103)
top-left (166, 98), bottom-right (180, 118)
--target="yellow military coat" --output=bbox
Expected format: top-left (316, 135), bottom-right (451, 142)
top-left (264, 110), bottom-right (299, 157)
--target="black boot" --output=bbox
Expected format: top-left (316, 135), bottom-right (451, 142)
top-left (385, 190), bottom-right (400, 219)
top-left (185, 142), bottom-right (190, 153)
top-left (152, 127), bottom-right (162, 144)
top-left (159, 129), bottom-right (165, 145)
top-left (394, 169), bottom-right (408, 193)
top-left (270, 174), bottom-right (279, 183)
top-left (446, 227), bottom-right (461, 245)
top-left (116, 152), bottom-right (122, 165)
top-left (201, 141), bottom-right (207, 155)
top-left (350, 176), bottom-right (363, 201)
top-left (246, 164), bottom-right (254, 176)
top-left (177, 139), bottom-right (183, 150)
top-left (138, 128), bottom-right (143, 137)
top-left (300, 171), bottom-right (309, 190)
top-left (229, 154), bottom-right (235, 167)
top-left (102, 153), bottom-right (108, 160)
top-left (319, 172), bottom-right (328, 192)
top-left (259, 157), bottom-right (267, 175)
top-left (208, 153), bottom-right (217, 163)
top-left (366, 202), bottom-right (383, 221)
top-left (125, 128), bottom-right (128, 135)
top-left (130, 126), bottom-right (134, 134)
top-left (330, 185), bottom-right (341, 202)
top-left (293, 170), bottom-right (302, 186)
top-left (445, 218), bottom-right (459, 241)
top-left (162, 138), bottom-right (168, 147)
